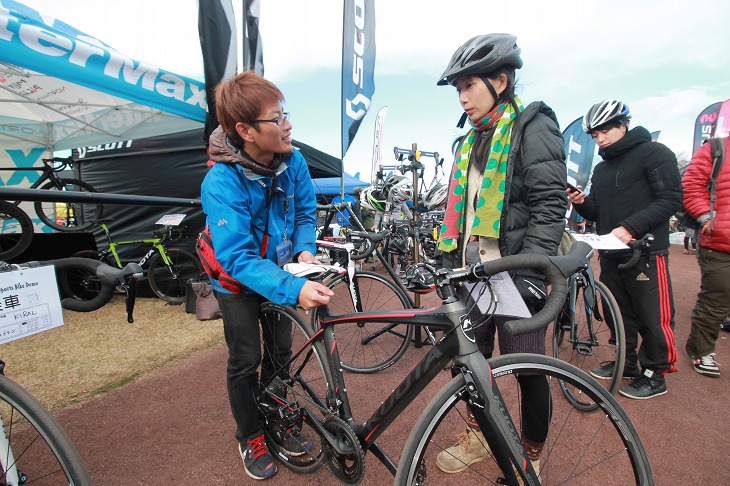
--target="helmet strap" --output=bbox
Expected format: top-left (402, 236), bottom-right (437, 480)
top-left (480, 76), bottom-right (501, 106)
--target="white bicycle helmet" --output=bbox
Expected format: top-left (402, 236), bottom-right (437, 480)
top-left (423, 183), bottom-right (448, 210)
top-left (361, 186), bottom-right (387, 212)
top-left (582, 100), bottom-right (631, 133)
top-left (390, 184), bottom-right (413, 204)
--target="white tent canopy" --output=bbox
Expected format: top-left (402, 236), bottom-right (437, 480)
top-left (0, 0), bottom-right (206, 153)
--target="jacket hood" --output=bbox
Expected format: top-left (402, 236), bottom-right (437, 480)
top-left (518, 101), bottom-right (560, 131)
top-left (599, 126), bottom-right (652, 161)
top-left (208, 125), bottom-right (282, 178)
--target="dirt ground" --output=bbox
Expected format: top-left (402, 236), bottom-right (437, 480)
top-left (50, 244), bottom-right (729, 485)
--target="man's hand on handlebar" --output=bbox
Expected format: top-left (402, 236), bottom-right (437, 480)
top-left (611, 226), bottom-right (633, 245)
top-left (297, 250), bottom-right (321, 265)
top-left (298, 281), bottom-right (334, 310)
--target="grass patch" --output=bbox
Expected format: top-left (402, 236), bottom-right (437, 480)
top-left (0, 295), bottom-right (224, 411)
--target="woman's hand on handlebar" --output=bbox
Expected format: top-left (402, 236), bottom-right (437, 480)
top-left (298, 280), bottom-right (334, 310)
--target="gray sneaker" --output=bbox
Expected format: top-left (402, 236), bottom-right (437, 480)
top-left (691, 353), bottom-right (720, 378)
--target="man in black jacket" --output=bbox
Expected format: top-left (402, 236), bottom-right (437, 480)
top-left (569, 100), bottom-right (683, 400)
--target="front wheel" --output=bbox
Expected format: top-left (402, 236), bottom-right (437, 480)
top-left (552, 279), bottom-right (626, 412)
top-left (395, 354), bottom-right (653, 485)
top-left (0, 370), bottom-right (93, 485)
top-left (311, 271), bottom-right (412, 373)
top-left (34, 178), bottom-right (101, 232)
top-left (147, 248), bottom-right (203, 303)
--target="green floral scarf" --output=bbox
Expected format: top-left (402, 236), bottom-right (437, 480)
top-left (439, 96), bottom-right (524, 252)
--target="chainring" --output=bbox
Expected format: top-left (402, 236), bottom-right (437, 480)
top-left (321, 416), bottom-right (365, 484)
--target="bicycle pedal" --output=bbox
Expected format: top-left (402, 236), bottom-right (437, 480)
top-left (575, 345), bottom-right (594, 356)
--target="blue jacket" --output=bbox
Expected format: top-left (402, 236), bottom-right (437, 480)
top-left (200, 130), bottom-right (318, 305)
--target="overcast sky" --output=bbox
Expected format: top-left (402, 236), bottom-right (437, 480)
top-left (18, 0), bottom-right (730, 184)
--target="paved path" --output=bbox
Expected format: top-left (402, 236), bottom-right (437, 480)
top-left (54, 244), bottom-right (729, 485)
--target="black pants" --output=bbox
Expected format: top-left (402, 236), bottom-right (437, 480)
top-left (215, 290), bottom-right (293, 445)
top-left (599, 253), bottom-right (678, 374)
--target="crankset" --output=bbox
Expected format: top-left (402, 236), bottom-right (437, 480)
top-left (321, 416), bottom-right (365, 484)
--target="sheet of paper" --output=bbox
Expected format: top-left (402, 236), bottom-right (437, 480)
top-left (155, 214), bottom-right (187, 226)
top-left (0, 265), bottom-right (64, 344)
top-left (571, 233), bottom-right (629, 250)
top-left (464, 271), bottom-right (531, 319)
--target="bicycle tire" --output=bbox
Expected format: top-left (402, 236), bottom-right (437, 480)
top-left (34, 178), bottom-right (101, 232)
top-left (48, 258), bottom-right (116, 312)
top-left (311, 270), bottom-right (412, 373)
top-left (552, 279), bottom-right (626, 412)
top-left (395, 353), bottom-right (653, 485)
top-left (0, 371), bottom-right (92, 485)
top-left (58, 250), bottom-right (118, 301)
top-left (0, 201), bottom-right (34, 261)
top-left (147, 248), bottom-right (203, 303)
top-left (257, 303), bottom-right (336, 474)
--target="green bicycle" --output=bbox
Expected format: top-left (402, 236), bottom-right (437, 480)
top-left (60, 217), bottom-right (202, 304)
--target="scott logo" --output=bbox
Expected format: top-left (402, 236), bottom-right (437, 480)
top-left (344, 0), bottom-right (371, 121)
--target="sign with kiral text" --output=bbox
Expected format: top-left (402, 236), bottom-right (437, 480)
top-left (0, 265), bottom-right (63, 345)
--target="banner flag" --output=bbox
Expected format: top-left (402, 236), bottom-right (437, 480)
top-left (341, 0), bottom-right (376, 158)
top-left (563, 117), bottom-right (598, 191)
top-left (198, 0), bottom-right (238, 143)
top-left (650, 131), bottom-right (661, 142)
top-left (713, 98), bottom-right (730, 139)
top-left (242, 0), bottom-right (264, 75)
top-left (371, 106), bottom-right (388, 183)
top-left (692, 101), bottom-right (722, 154)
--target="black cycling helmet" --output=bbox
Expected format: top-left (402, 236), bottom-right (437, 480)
top-left (437, 33), bottom-right (523, 86)
top-left (582, 99), bottom-right (631, 133)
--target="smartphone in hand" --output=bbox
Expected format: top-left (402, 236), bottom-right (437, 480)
top-left (567, 183), bottom-right (582, 194)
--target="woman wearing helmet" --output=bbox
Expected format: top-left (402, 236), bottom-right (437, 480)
top-left (436, 33), bottom-right (568, 475)
top-left (569, 99), bottom-right (682, 400)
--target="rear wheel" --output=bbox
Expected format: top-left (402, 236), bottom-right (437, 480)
top-left (311, 270), bottom-right (412, 373)
top-left (59, 250), bottom-right (117, 300)
top-left (395, 354), bottom-right (653, 485)
top-left (147, 248), bottom-right (202, 303)
top-left (0, 201), bottom-right (33, 261)
top-left (35, 178), bottom-right (100, 232)
top-left (258, 303), bottom-right (336, 474)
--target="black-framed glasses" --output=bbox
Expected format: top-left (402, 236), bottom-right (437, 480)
top-left (251, 112), bottom-right (290, 126)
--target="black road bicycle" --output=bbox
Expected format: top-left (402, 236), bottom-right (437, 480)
top-left (253, 241), bottom-right (653, 485)
top-left (0, 157), bottom-right (101, 232)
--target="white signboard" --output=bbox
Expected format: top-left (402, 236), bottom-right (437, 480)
top-left (155, 214), bottom-right (187, 226)
top-left (0, 265), bottom-right (64, 345)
